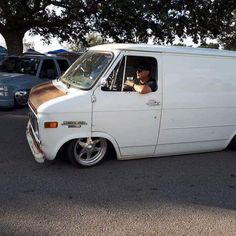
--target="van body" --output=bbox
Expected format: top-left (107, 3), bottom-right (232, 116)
top-left (26, 44), bottom-right (236, 167)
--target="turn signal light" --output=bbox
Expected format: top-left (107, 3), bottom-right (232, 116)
top-left (44, 121), bottom-right (58, 128)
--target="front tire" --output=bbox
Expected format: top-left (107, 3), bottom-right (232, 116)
top-left (67, 137), bottom-right (108, 167)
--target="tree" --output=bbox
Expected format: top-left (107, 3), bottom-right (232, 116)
top-left (1, 0), bottom-right (236, 55)
top-left (176, 0), bottom-right (236, 48)
top-left (68, 32), bottom-right (107, 51)
top-left (86, 32), bottom-right (106, 47)
top-left (218, 10), bottom-right (236, 50)
top-left (94, 0), bottom-right (179, 43)
top-left (92, 0), bottom-right (236, 47)
top-left (0, 0), bottom-right (97, 55)
top-left (0, 1), bottom-right (64, 54)
top-left (198, 42), bottom-right (220, 49)
top-left (23, 39), bottom-right (35, 52)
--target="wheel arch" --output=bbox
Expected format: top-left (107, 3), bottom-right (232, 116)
top-left (91, 131), bottom-right (121, 160)
top-left (55, 132), bottom-right (121, 161)
top-left (227, 133), bottom-right (236, 150)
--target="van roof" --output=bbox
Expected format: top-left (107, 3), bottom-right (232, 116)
top-left (90, 43), bottom-right (236, 58)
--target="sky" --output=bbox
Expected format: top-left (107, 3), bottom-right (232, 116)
top-left (0, 32), bottom-right (66, 53)
top-left (0, 31), bottom-right (217, 53)
top-left (0, 32), bottom-right (195, 53)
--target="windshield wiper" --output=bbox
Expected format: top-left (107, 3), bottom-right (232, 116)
top-left (66, 77), bottom-right (71, 89)
top-left (60, 76), bottom-right (71, 89)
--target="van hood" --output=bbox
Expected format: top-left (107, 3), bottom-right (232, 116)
top-left (29, 81), bottom-right (66, 113)
top-left (0, 72), bottom-right (35, 84)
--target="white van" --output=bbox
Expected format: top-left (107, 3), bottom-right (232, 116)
top-left (26, 43), bottom-right (236, 167)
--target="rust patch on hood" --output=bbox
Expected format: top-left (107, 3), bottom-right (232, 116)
top-left (29, 81), bottom-right (66, 113)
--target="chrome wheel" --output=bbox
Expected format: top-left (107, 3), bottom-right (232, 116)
top-left (68, 137), bottom-right (108, 167)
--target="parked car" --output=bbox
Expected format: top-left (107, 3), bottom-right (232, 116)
top-left (0, 54), bottom-right (70, 108)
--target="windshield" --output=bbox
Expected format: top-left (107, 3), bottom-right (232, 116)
top-left (60, 51), bottom-right (113, 89)
top-left (0, 57), bottom-right (40, 75)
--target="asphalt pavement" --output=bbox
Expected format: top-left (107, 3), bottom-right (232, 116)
top-left (0, 107), bottom-right (235, 235)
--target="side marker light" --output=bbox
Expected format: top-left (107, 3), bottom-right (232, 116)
top-left (44, 122), bottom-right (58, 128)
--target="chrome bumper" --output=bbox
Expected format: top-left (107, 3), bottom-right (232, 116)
top-left (26, 121), bottom-right (45, 163)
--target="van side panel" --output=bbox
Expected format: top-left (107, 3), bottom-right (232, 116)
top-left (156, 54), bottom-right (236, 155)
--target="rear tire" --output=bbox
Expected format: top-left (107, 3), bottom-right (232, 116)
top-left (66, 137), bottom-right (108, 167)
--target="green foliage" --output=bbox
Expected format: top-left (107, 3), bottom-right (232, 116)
top-left (92, 0), bottom-right (236, 49)
top-left (85, 32), bottom-right (107, 47)
top-left (68, 32), bottom-right (107, 51)
top-left (221, 39), bottom-right (236, 51)
top-left (1, 0), bottom-right (236, 54)
top-left (0, 0), bottom-right (94, 54)
top-left (218, 10), bottom-right (236, 50)
top-left (198, 42), bottom-right (220, 49)
top-left (173, 43), bottom-right (188, 47)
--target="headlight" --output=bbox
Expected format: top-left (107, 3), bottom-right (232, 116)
top-left (0, 85), bottom-right (8, 96)
top-left (14, 89), bottom-right (30, 106)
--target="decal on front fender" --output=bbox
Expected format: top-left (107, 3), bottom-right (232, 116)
top-left (61, 121), bottom-right (88, 128)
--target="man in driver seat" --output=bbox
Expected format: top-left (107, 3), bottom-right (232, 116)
top-left (124, 62), bottom-right (157, 94)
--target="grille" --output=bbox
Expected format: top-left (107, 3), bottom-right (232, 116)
top-left (28, 110), bottom-right (39, 136)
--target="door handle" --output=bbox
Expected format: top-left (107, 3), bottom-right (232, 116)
top-left (146, 100), bottom-right (160, 106)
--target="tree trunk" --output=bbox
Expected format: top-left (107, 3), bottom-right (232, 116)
top-left (2, 30), bottom-right (25, 55)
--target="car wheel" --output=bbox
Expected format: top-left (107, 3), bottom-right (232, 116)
top-left (67, 137), bottom-right (108, 167)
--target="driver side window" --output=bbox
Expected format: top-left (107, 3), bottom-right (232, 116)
top-left (102, 55), bottom-right (157, 92)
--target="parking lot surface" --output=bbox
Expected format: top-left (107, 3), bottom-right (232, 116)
top-left (0, 108), bottom-right (235, 235)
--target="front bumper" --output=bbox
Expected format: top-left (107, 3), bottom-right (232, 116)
top-left (26, 121), bottom-right (45, 163)
top-left (0, 97), bottom-right (14, 108)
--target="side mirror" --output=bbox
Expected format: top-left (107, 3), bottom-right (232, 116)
top-left (99, 77), bottom-right (111, 91)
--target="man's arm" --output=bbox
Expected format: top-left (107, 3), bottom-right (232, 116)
top-left (125, 80), bottom-right (152, 94)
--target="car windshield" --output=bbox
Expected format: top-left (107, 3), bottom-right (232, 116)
top-left (60, 51), bottom-right (113, 89)
top-left (0, 57), bottom-right (40, 75)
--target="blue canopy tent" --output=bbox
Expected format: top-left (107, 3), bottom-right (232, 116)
top-left (0, 46), bottom-right (7, 54)
top-left (47, 49), bottom-right (68, 54)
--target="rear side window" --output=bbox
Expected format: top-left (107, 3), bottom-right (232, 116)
top-left (57, 59), bottom-right (70, 74)
top-left (39, 59), bottom-right (58, 79)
